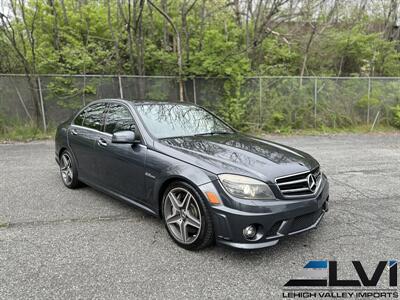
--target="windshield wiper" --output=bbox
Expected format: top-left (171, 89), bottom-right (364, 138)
top-left (194, 131), bottom-right (233, 137)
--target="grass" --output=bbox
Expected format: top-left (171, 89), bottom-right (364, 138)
top-left (0, 219), bottom-right (9, 228)
top-left (255, 124), bottom-right (399, 136)
top-left (0, 123), bottom-right (398, 143)
top-left (0, 124), bottom-right (55, 143)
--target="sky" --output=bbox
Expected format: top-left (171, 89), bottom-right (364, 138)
top-left (0, 0), bottom-right (10, 17)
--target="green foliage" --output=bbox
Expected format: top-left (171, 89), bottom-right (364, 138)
top-left (272, 112), bottom-right (285, 124)
top-left (187, 28), bottom-right (252, 128)
top-left (390, 105), bottom-right (400, 128)
top-left (218, 76), bottom-right (248, 128)
top-left (189, 29), bottom-right (250, 76)
top-left (259, 78), bottom-right (315, 131)
top-left (145, 80), bottom-right (170, 101)
top-left (0, 114), bottom-right (53, 141)
top-left (310, 26), bottom-right (400, 76)
top-left (1, 0), bottom-right (399, 78)
top-left (1, 0), bottom-right (400, 136)
top-left (145, 44), bottom-right (177, 75)
top-left (258, 38), bottom-right (299, 76)
top-left (44, 77), bottom-right (95, 110)
top-left (356, 96), bottom-right (380, 108)
top-left (260, 124), bottom-right (398, 135)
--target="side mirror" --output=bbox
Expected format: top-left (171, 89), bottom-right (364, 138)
top-left (111, 130), bottom-right (138, 144)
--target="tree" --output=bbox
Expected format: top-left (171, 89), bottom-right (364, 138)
top-left (0, 0), bottom-right (399, 81)
top-left (148, 0), bottom-right (185, 101)
top-left (0, 0), bottom-right (42, 127)
top-left (299, 0), bottom-right (338, 83)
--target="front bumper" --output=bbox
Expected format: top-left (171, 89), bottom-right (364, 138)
top-left (199, 176), bottom-right (329, 250)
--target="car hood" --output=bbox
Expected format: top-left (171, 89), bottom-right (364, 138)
top-left (156, 133), bottom-right (319, 182)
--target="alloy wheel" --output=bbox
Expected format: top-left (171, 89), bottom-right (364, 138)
top-left (164, 187), bottom-right (202, 244)
top-left (60, 153), bottom-right (73, 185)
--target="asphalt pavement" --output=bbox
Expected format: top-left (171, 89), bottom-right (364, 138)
top-left (0, 133), bottom-right (399, 299)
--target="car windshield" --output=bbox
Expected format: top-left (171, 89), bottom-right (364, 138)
top-left (135, 104), bottom-right (234, 139)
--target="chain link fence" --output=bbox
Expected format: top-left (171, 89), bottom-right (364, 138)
top-left (0, 74), bottom-right (399, 132)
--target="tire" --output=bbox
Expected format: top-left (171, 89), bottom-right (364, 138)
top-left (162, 181), bottom-right (214, 250)
top-left (59, 149), bottom-right (81, 189)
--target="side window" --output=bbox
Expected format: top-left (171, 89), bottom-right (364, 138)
top-left (82, 103), bottom-right (107, 131)
top-left (105, 104), bottom-right (136, 134)
top-left (73, 110), bottom-right (86, 126)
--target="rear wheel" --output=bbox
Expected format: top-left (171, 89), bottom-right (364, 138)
top-left (162, 181), bottom-right (214, 250)
top-left (59, 150), bottom-right (81, 189)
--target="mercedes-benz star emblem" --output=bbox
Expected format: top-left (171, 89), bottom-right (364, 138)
top-left (307, 174), bottom-right (316, 192)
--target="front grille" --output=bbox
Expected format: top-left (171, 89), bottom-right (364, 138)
top-left (290, 208), bottom-right (323, 233)
top-left (275, 167), bottom-right (321, 198)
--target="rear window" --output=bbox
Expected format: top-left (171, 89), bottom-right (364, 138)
top-left (81, 103), bottom-right (107, 131)
top-left (73, 110), bottom-right (85, 126)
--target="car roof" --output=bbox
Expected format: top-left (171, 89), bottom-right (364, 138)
top-left (92, 99), bottom-right (196, 106)
top-left (130, 101), bottom-right (194, 106)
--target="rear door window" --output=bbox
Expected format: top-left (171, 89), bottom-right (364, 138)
top-left (82, 103), bottom-right (107, 131)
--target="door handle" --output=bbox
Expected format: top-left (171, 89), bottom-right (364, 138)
top-left (97, 138), bottom-right (108, 147)
top-left (71, 128), bottom-right (78, 136)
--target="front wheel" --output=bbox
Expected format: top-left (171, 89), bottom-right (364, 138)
top-left (162, 181), bottom-right (214, 250)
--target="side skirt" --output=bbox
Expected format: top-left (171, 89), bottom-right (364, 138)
top-left (79, 177), bottom-right (159, 217)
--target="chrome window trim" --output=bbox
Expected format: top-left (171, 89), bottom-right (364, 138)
top-left (70, 99), bottom-right (148, 146)
top-left (70, 124), bottom-right (112, 137)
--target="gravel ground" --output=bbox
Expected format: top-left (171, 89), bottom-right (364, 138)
top-left (0, 133), bottom-right (399, 299)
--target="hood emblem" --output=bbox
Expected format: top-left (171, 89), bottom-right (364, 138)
top-left (307, 174), bottom-right (317, 192)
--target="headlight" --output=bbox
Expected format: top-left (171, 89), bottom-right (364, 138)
top-left (218, 174), bottom-right (275, 200)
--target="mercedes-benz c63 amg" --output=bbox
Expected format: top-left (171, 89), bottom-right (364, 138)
top-left (55, 99), bottom-right (329, 250)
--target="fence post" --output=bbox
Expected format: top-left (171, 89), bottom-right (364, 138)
top-left (314, 78), bottom-right (317, 128)
top-left (367, 77), bottom-right (371, 124)
top-left (119, 76), bottom-right (124, 99)
top-left (14, 86), bottom-right (33, 123)
top-left (259, 77), bottom-right (262, 129)
top-left (193, 78), bottom-right (197, 104)
top-left (37, 76), bottom-right (47, 133)
top-left (82, 74), bottom-right (86, 105)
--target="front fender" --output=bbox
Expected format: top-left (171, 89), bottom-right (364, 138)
top-left (144, 149), bottom-right (217, 216)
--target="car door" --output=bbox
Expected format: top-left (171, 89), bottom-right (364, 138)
top-left (95, 103), bottom-right (146, 202)
top-left (68, 102), bottom-right (107, 183)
